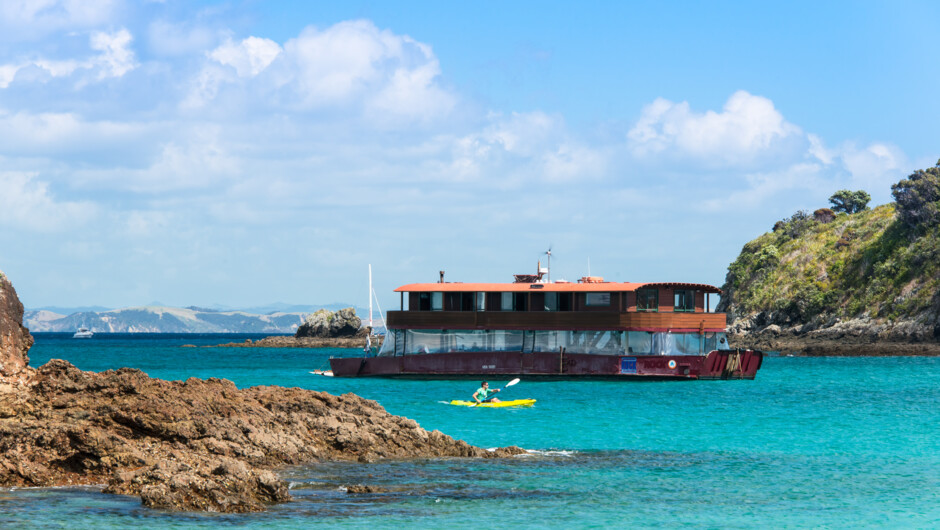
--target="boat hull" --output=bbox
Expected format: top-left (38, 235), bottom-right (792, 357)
top-left (449, 399), bottom-right (536, 408)
top-left (329, 349), bottom-right (762, 380)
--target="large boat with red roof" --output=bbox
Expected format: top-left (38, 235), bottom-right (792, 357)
top-left (329, 266), bottom-right (762, 380)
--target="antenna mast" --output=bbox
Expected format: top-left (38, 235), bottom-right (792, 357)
top-left (368, 264), bottom-right (373, 330)
top-left (545, 246), bottom-right (552, 283)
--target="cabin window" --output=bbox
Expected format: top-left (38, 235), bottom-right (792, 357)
top-left (585, 293), bottom-right (611, 306)
top-left (488, 330), bottom-right (524, 351)
top-left (704, 332), bottom-right (730, 352)
top-left (476, 292), bottom-right (486, 311)
top-left (444, 292), bottom-right (460, 311)
top-left (528, 330), bottom-right (622, 355)
top-left (674, 290), bottom-right (695, 312)
top-left (431, 292), bottom-right (443, 311)
top-left (500, 292), bottom-right (512, 311)
top-left (636, 288), bottom-right (658, 311)
top-left (512, 292), bottom-right (528, 311)
top-left (544, 292), bottom-right (558, 311)
top-left (623, 331), bottom-right (653, 354)
top-left (405, 330), bottom-right (444, 354)
top-left (460, 292), bottom-right (475, 311)
top-left (417, 292), bottom-right (432, 311)
top-left (671, 332), bottom-right (702, 354)
top-left (558, 292), bottom-right (573, 311)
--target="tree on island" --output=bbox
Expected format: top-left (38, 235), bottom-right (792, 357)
top-left (891, 159), bottom-right (940, 231)
top-left (828, 189), bottom-right (871, 214)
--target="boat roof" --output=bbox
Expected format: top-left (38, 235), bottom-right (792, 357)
top-left (395, 281), bottom-right (722, 294)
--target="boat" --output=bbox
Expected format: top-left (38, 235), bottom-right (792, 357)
top-left (449, 399), bottom-right (537, 408)
top-left (329, 263), bottom-right (763, 380)
top-left (73, 327), bottom-right (93, 338)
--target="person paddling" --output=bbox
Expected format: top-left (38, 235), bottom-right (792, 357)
top-left (473, 381), bottom-right (500, 404)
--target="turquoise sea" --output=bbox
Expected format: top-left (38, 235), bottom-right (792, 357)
top-left (3, 333), bottom-right (940, 528)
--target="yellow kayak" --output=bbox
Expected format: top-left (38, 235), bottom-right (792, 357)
top-left (449, 399), bottom-right (536, 408)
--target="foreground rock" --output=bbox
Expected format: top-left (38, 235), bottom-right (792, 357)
top-left (0, 273), bottom-right (524, 512)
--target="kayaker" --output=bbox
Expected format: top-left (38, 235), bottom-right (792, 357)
top-left (473, 381), bottom-right (500, 403)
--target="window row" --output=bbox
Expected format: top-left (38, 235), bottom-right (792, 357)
top-left (409, 289), bottom-right (700, 312)
top-left (377, 329), bottom-right (730, 357)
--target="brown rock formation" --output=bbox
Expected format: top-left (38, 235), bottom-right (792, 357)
top-left (0, 271), bottom-right (33, 387)
top-left (0, 273), bottom-right (525, 512)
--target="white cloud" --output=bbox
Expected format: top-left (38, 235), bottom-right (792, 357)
top-left (0, 64), bottom-right (20, 88)
top-left (209, 36), bottom-right (282, 77)
top-left (193, 20), bottom-right (455, 123)
top-left (450, 111), bottom-right (606, 183)
top-left (836, 142), bottom-right (908, 198)
top-left (807, 133), bottom-right (835, 165)
top-left (0, 108), bottom-right (146, 157)
top-left (90, 28), bottom-right (137, 79)
top-left (0, 28), bottom-right (137, 87)
top-left (0, 171), bottom-right (96, 231)
top-left (67, 123), bottom-right (240, 193)
top-left (627, 90), bottom-right (802, 164)
top-left (700, 163), bottom-right (826, 212)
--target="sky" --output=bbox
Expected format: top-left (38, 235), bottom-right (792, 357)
top-left (0, 0), bottom-right (938, 313)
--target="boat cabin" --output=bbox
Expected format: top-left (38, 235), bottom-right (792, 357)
top-left (380, 275), bottom-right (731, 358)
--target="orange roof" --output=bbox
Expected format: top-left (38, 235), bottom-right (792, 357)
top-left (394, 281), bottom-right (721, 294)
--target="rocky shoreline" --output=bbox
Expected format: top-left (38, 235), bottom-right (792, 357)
top-left (200, 335), bottom-right (384, 349)
top-left (0, 272), bottom-right (523, 513)
top-left (732, 332), bottom-right (940, 356)
top-left (728, 313), bottom-right (940, 356)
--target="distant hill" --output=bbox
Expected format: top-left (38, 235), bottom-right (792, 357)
top-left (23, 305), bottom-right (366, 333)
top-left (718, 162), bottom-right (940, 352)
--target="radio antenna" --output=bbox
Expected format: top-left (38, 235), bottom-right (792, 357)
top-left (543, 245), bottom-right (552, 282)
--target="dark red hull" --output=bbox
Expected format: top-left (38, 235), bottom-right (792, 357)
top-left (329, 349), bottom-right (762, 380)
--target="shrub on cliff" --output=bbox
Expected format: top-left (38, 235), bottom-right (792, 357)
top-left (814, 208), bottom-right (836, 223)
top-left (891, 160), bottom-right (940, 232)
top-left (829, 189), bottom-right (871, 214)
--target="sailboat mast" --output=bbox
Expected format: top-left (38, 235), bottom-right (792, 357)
top-left (368, 264), bottom-right (373, 330)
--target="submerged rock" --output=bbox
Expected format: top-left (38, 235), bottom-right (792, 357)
top-left (0, 272), bottom-right (524, 512)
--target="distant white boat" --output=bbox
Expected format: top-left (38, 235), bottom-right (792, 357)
top-left (73, 327), bottom-right (93, 338)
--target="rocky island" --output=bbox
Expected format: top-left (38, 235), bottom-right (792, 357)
top-left (0, 271), bottom-right (522, 513)
top-left (720, 161), bottom-right (940, 355)
top-left (207, 307), bottom-right (385, 349)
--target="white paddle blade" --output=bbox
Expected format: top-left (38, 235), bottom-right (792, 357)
top-left (505, 378), bottom-right (521, 387)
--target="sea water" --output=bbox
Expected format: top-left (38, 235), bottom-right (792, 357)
top-left (3, 333), bottom-right (939, 528)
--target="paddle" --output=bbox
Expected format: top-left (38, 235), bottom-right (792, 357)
top-left (482, 378), bottom-right (520, 403)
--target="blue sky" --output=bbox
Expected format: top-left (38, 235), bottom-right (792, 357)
top-left (0, 0), bottom-right (937, 312)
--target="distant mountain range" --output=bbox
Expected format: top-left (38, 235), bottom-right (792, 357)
top-left (24, 303), bottom-right (373, 333)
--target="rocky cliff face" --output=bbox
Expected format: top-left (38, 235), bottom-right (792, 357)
top-left (718, 204), bottom-right (940, 355)
top-left (295, 307), bottom-right (366, 338)
top-left (0, 272), bottom-right (524, 512)
top-left (0, 271), bottom-right (33, 385)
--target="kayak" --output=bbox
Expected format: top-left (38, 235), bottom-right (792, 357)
top-left (449, 399), bottom-right (536, 408)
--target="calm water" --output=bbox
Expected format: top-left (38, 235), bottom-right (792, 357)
top-left (3, 333), bottom-right (939, 528)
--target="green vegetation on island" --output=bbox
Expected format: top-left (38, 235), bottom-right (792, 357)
top-left (719, 160), bottom-right (940, 347)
